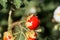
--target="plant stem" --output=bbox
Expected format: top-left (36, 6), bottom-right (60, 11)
top-left (8, 10), bottom-right (12, 31)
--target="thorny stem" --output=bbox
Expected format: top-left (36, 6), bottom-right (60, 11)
top-left (13, 23), bottom-right (28, 40)
top-left (13, 32), bottom-right (20, 36)
top-left (13, 23), bottom-right (29, 40)
top-left (19, 24), bottom-right (27, 40)
top-left (21, 26), bottom-right (29, 32)
top-left (19, 24), bottom-right (28, 40)
top-left (19, 29), bottom-right (21, 40)
top-left (11, 15), bottom-right (35, 40)
top-left (21, 31), bottom-right (28, 40)
top-left (19, 24), bottom-right (32, 35)
top-left (12, 20), bottom-right (30, 32)
top-left (12, 21), bottom-right (33, 35)
top-left (12, 21), bottom-right (23, 27)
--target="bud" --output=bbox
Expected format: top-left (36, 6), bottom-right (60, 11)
top-left (29, 7), bottom-right (36, 14)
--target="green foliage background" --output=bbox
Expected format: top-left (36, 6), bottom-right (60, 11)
top-left (0, 0), bottom-right (60, 40)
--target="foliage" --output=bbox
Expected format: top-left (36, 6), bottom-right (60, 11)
top-left (0, 0), bottom-right (60, 40)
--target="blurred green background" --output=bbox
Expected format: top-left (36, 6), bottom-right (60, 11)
top-left (0, 0), bottom-right (60, 40)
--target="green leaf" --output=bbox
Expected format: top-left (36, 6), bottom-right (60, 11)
top-left (0, 27), bottom-right (3, 32)
top-left (23, 0), bottom-right (29, 6)
top-left (14, 8), bottom-right (25, 17)
top-left (42, 2), bottom-right (57, 11)
top-left (46, 22), bottom-right (54, 28)
top-left (0, 0), bottom-right (7, 8)
top-left (0, 8), bottom-right (8, 13)
top-left (51, 24), bottom-right (60, 37)
top-left (0, 19), bottom-right (7, 26)
top-left (14, 0), bottom-right (22, 9)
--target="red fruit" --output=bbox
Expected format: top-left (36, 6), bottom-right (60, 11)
top-left (3, 32), bottom-right (13, 40)
top-left (4, 35), bottom-right (11, 40)
top-left (26, 15), bottom-right (40, 30)
top-left (28, 37), bottom-right (36, 40)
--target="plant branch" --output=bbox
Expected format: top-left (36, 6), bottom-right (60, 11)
top-left (8, 10), bottom-right (12, 31)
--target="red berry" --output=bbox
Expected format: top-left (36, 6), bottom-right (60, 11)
top-left (28, 37), bottom-right (36, 40)
top-left (3, 32), bottom-right (13, 40)
top-left (8, 35), bottom-right (11, 39)
top-left (4, 35), bottom-right (11, 40)
top-left (26, 15), bottom-right (40, 30)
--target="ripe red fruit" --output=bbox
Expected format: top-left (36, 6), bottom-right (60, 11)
top-left (28, 37), bottom-right (36, 40)
top-left (3, 32), bottom-right (13, 40)
top-left (4, 35), bottom-right (11, 40)
top-left (26, 15), bottom-right (40, 30)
